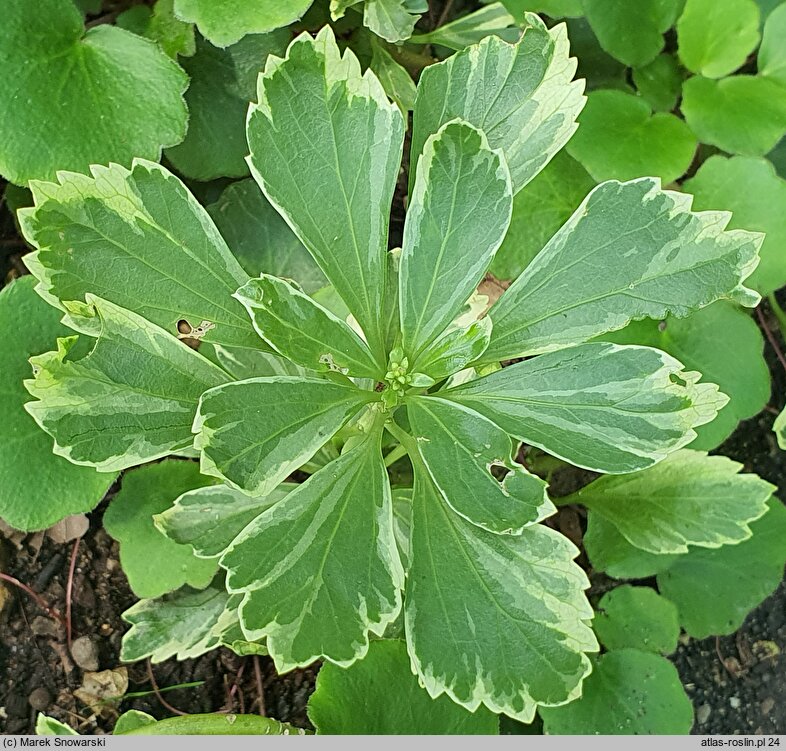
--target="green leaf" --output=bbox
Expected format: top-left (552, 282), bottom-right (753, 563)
top-left (369, 37), bottom-right (417, 113)
top-left (247, 28), bottom-right (404, 362)
top-left (594, 586), bottom-right (680, 655)
top-left (25, 296), bottom-right (229, 472)
top-left (567, 90), bottom-right (697, 183)
top-left (444, 343), bottom-right (726, 474)
top-left (412, 20), bottom-right (585, 194)
top-left (166, 33), bottom-right (289, 180)
top-left (0, 277), bottom-right (114, 531)
top-left (172, 0), bottom-right (314, 47)
top-left (490, 151), bottom-right (595, 281)
top-left (117, 0), bottom-right (196, 59)
top-left (113, 712), bottom-right (157, 736)
top-left (121, 584), bottom-right (238, 662)
top-left (400, 121), bottom-right (512, 359)
top-left (603, 303), bottom-right (770, 449)
top-left (677, 0), bottom-right (760, 78)
top-left (410, 4), bottom-right (520, 50)
top-left (364, 0), bottom-right (422, 42)
top-left (156, 483), bottom-right (294, 558)
top-left (681, 75), bottom-right (786, 156)
top-left (0, 0), bottom-right (188, 185)
top-left (406, 396), bottom-right (554, 534)
top-left (206, 180), bottom-right (325, 292)
top-left (504, 0), bottom-right (583, 19)
top-left (205, 345), bottom-right (313, 381)
top-left (775, 407), bottom-right (786, 449)
top-left (220, 429), bottom-right (404, 671)
top-left (195, 377), bottom-right (376, 495)
top-left (413, 318), bottom-right (493, 380)
top-left (308, 639), bottom-right (499, 734)
top-left (103, 461), bottom-right (218, 598)
top-left (565, 18), bottom-right (630, 92)
top-left (633, 54), bottom-right (683, 112)
top-left (36, 715), bottom-right (79, 736)
top-left (485, 178), bottom-right (760, 362)
top-left (759, 2), bottom-right (786, 85)
top-left (657, 498), bottom-right (786, 638)
top-left (405, 465), bottom-right (596, 722)
top-left (584, 512), bottom-right (681, 579)
top-left (539, 649), bottom-right (693, 734)
top-left (235, 276), bottom-right (382, 380)
top-left (20, 160), bottom-right (259, 350)
top-left (120, 714), bottom-right (305, 735)
top-left (581, 0), bottom-right (682, 67)
top-left (571, 451), bottom-right (775, 553)
top-left (684, 155), bottom-right (786, 294)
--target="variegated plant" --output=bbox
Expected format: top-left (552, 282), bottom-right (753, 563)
top-left (18, 19), bottom-right (763, 721)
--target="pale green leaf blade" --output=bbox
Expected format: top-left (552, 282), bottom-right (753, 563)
top-left (681, 75), bottom-right (786, 156)
top-left (407, 396), bottom-right (554, 534)
top-left (235, 276), bottom-right (382, 380)
top-left (400, 121), bottom-right (512, 358)
top-left (602, 302), bottom-right (770, 450)
top-left (677, 0), bottom-right (760, 78)
top-left (633, 54), bottom-right (683, 112)
top-left (113, 712), bottom-right (157, 736)
top-left (412, 21), bottom-right (586, 194)
top-left (490, 150), bottom-right (595, 281)
top-left (308, 639), bottom-right (499, 734)
top-left (369, 38), bottom-right (417, 113)
top-left (364, 0), bottom-right (422, 42)
top-left (410, 4), bottom-right (520, 50)
top-left (247, 28), bottom-right (405, 362)
top-left (657, 498), bottom-right (786, 638)
top-left (172, 0), bottom-right (314, 47)
top-left (584, 512), bottom-right (681, 579)
top-left (567, 90), bottom-right (697, 183)
top-left (413, 318), bottom-right (492, 381)
top-left (36, 715), bottom-right (79, 736)
top-left (117, 0), bottom-right (195, 59)
top-left (444, 343), bottom-right (727, 474)
top-left (166, 33), bottom-right (288, 180)
top-left (0, 0), bottom-right (188, 185)
top-left (0, 276), bottom-right (115, 531)
top-left (593, 586), bottom-right (680, 655)
top-left (484, 178), bottom-right (761, 361)
top-left (120, 714), bottom-right (302, 736)
top-left (759, 3), bottom-right (786, 85)
top-left (205, 344), bottom-right (314, 381)
top-left (121, 584), bottom-right (233, 662)
top-left (25, 296), bottom-right (229, 472)
top-left (103, 461), bottom-right (218, 599)
top-left (20, 160), bottom-right (259, 350)
top-left (406, 466), bottom-right (596, 722)
top-left (581, 0), bottom-right (681, 67)
top-left (775, 407), bottom-right (786, 449)
top-left (156, 483), bottom-right (294, 558)
top-left (194, 377), bottom-right (376, 495)
top-left (539, 650), bottom-right (693, 734)
top-left (206, 180), bottom-right (325, 293)
top-left (568, 451), bottom-right (773, 554)
top-left (220, 430), bottom-right (404, 671)
top-left (684, 155), bottom-right (786, 294)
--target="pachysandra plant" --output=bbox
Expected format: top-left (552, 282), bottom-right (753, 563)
top-left (18, 17), bottom-right (763, 722)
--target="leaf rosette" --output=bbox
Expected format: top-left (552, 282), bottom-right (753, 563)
top-left (18, 20), bottom-right (761, 722)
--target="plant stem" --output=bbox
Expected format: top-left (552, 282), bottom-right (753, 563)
top-left (768, 293), bottom-right (786, 338)
top-left (756, 304), bottom-right (786, 375)
top-left (383, 443), bottom-right (408, 467)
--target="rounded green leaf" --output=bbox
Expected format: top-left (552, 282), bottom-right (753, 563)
top-left (684, 155), bottom-right (786, 293)
top-left (308, 640), bottom-right (499, 734)
top-left (594, 586), bottom-right (680, 655)
top-left (104, 461), bottom-right (218, 599)
top-left (540, 649), bottom-right (693, 734)
top-left (677, 0), bottom-right (760, 78)
top-left (759, 2), bottom-right (786, 85)
top-left (568, 90), bottom-right (697, 183)
top-left (0, 0), bottom-right (188, 185)
top-left (166, 33), bottom-right (288, 180)
top-left (603, 302), bottom-right (771, 448)
top-left (172, 0), bottom-right (314, 47)
top-left (633, 54), bottom-right (683, 112)
top-left (581, 0), bottom-right (681, 67)
top-left (681, 75), bottom-right (786, 156)
top-left (657, 498), bottom-right (786, 638)
top-left (0, 276), bottom-right (114, 531)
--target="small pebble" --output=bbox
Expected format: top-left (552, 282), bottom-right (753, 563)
top-left (696, 704), bottom-right (711, 724)
top-left (70, 635), bottom-right (99, 671)
top-left (30, 616), bottom-right (59, 638)
top-left (729, 696), bottom-right (741, 709)
top-left (28, 688), bottom-right (51, 711)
